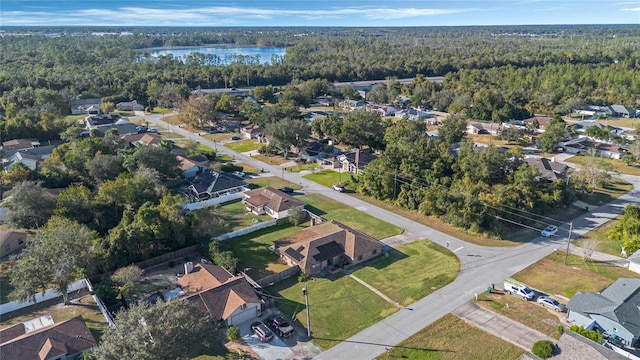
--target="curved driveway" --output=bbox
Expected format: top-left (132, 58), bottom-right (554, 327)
top-left (141, 114), bottom-right (640, 359)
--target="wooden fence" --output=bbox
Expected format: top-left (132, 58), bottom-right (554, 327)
top-left (256, 266), bottom-right (300, 288)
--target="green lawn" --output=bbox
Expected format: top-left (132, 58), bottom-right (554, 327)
top-left (212, 199), bottom-right (273, 235)
top-left (567, 155), bottom-right (640, 177)
top-left (225, 139), bottom-right (262, 153)
top-left (513, 250), bottom-right (640, 298)
top-left (576, 215), bottom-right (623, 256)
top-left (300, 193), bottom-right (403, 239)
top-left (245, 176), bottom-right (302, 190)
top-left (266, 275), bottom-right (398, 350)
top-left (288, 162), bottom-right (319, 173)
top-left (354, 241), bottom-right (459, 306)
top-left (378, 314), bottom-right (524, 360)
top-left (574, 178), bottom-right (634, 206)
top-left (224, 223), bottom-right (305, 279)
top-left (304, 169), bottom-right (356, 189)
top-left (0, 294), bottom-right (109, 342)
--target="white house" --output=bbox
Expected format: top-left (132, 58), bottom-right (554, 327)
top-left (243, 186), bottom-right (305, 219)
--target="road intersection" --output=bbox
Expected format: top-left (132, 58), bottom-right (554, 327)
top-left (140, 114), bottom-right (640, 359)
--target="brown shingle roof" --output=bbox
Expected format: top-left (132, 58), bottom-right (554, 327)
top-left (243, 186), bottom-right (305, 213)
top-left (0, 316), bottom-right (96, 360)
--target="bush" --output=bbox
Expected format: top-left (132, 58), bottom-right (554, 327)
top-left (570, 325), bottom-right (603, 343)
top-left (226, 326), bottom-right (240, 342)
top-left (218, 163), bottom-right (243, 173)
top-left (532, 340), bottom-right (555, 359)
top-left (557, 325), bottom-right (564, 335)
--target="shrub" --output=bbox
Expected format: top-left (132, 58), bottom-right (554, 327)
top-left (532, 340), bottom-right (554, 359)
top-left (219, 163), bottom-right (243, 173)
top-left (570, 325), bottom-right (603, 343)
top-left (168, 261), bottom-right (176, 268)
top-left (226, 326), bottom-right (240, 341)
top-left (557, 325), bottom-right (564, 335)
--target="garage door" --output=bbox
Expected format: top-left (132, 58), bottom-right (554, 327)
top-left (228, 305), bottom-right (258, 326)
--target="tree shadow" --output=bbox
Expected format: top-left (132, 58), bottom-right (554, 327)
top-left (303, 204), bottom-right (327, 217)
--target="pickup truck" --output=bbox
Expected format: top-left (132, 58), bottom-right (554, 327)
top-left (503, 280), bottom-right (535, 300)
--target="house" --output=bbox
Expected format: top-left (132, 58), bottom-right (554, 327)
top-left (522, 116), bottom-right (552, 130)
top-left (240, 124), bottom-right (264, 139)
top-left (395, 108), bottom-right (433, 121)
top-left (243, 186), bottom-right (305, 219)
top-left (188, 170), bottom-right (247, 201)
top-left (177, 155), bottom-right (209, 179)
top-left (339, 99), bottom-right (366, 110)
top-left (311, 95), bottom-right (334, 107)
top-left (336, 148), bottom-right (377, 174)
top-left (0, 316), bottom-right (96, 360)
top-left (2, 138), bottom-right (40, 152)
top-left (555, 332), bottom-right (628, 360)
top-left (3, 144), bottom-right (57, 173)
top-left (83, 114), bottom-right (122, 129)
top-left (609, 105), bottom-right (637, 118)
top-left (0, 230), bottom-right (28, 258)
top-left (68, 98), bottom-right (100, 115)
top-left (121, 133), bottom-right (163, 147)
top-left (567, 278), bottom-right (640, 347)
top-left (371, 105), bottom-right (397, 117)
top-left (466, 122), bottom-right (500, 135)
top-left (524, 157), bottom-right (569, 182)
top-left (116, 100), bottom-right (144, 112)
top-left (278, 220), bottom-right (384, 275)
top-left (561, 138), bottom-right (628, 159)
top-left (301, 140), bottom-right (339, 163)
top-left (178, 262), bottom-right (263, 326)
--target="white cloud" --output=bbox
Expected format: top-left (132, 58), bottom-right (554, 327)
top-left (620, 7), bottom-right (640, 11)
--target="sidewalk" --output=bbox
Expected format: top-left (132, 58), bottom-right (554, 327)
top-left (452, 301), bottom-right (555, 351)
top-left (568, 243), bottom-right (629, 268)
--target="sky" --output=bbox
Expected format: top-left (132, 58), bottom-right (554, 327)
top-left (1, 1), bottom-right (639, 27)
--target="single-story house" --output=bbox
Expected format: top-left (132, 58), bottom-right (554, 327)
top-left (0, 229), bottom-right (27, 258)
top-left (177, 155), bottom-right (209, 179)
top-left (561, 138), bottom-right (628, 159)
top-left (121, 133), bottom-right (163, 147)
top-left (1, 138), bottom-right (40, 153)
top-left (371, 105), bottom-right (397, 117)
top-left (0, 316), bottom-right (96, 360)
top-left (84, 114), bottom-right (122, 129)
top-left (336, 148), bottom-right (377, 174)
top-left (301, 141), bottom-right (339, 163)
top-left (116, 100), bottom-right (144, 112)
top-left (466, 122), bottom-right (500, 135)
top-left (69, 98), bottom-right (100, 115)
top-left (567, 278), bottom-right (640, 347)
top-left (521, 116), bottom-right (552, 130)
top-left (243, 186), bottom-right (305, 219)
top-left (339, 99), bottom-right (366, 110)
top-left (524, 157), bottom-right (569, 182)
top-left (311, 95), bottom-right (334, 107)
top-left (3, 145), bottom-right (57, 173)
top-left (178, 262), bottom-right (263, 326)
top-left (395, 108), bottom-right (433, 121)
top-left (609, 105), bottom-right (637, 118)
top-left (188, 170), bottom-right (247, 201)
top-left (240, 124), bottom-right (264, 139)
top-left (278, 220), bottom-right (384, 275)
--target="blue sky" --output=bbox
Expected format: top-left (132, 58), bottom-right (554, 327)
top-left (1, 1), bottom-right (639, 27)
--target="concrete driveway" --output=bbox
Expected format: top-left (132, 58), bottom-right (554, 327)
top-left (236, 318), bottom-right (294, 360)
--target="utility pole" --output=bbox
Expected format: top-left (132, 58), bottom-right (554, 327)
top-left (282, 167), bottom-right (286, 188)
top-left (394, 169), bottom-right (398, 198)
top-left (302, 281), bottom-right (311, 338)
top-left (564, 222), bottom-right (573, 265)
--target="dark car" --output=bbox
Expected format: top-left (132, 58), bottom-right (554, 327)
top-left (251, 321), bottom-right (273, 342)
top-left (279, 186), bottom-right (294, 194)
top-left (268, 315), bottom-right (295, 337)
top-left (230, 136), bottom-right (241, 141)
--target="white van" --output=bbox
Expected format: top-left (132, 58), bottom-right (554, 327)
top-left (504, 281), bottom-right (535, 300)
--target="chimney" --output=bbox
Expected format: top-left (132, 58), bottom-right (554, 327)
top-left (184, 261), bottom-right (194, 274)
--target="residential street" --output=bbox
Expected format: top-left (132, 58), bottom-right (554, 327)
top-left (141, 114), bottom-right (640, 359)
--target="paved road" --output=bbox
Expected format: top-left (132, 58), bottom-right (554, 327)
top-left (141, 114), bottom-right (640, 359)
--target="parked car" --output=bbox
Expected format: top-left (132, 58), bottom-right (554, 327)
top-left (267, 315), bottom-right (295, 338)
top-left (251, 321), bottom-right (274, 342)
top-left (541, 225), bottom-right (558, 237)
top-left (279, 186), bottom-right (294, 194)
top-left (230, 136), bottom-right (241, 141)
top-left (135, 125), bottom-right (147, 134)
top-left (332, 184), bottom-right (345, 192)
top-left (233, 171), bottom-right (245, 178)
top-left (148, 128), bottom-right (158, 133)
top-left (503, 281), bottom-right (535, 300)
top-left (537, 296), bottom-right (567, 312)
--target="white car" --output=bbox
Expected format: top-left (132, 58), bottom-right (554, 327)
top-left (537, 296), bottom-right (567, 312)
top-left (541, 225), bottom-right (558, 237)
top-left (332, 184), bottom-right (345, 192)
top-left (232, 171), bottom-right (245, 178)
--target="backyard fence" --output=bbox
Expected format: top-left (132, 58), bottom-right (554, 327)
top-left (255, 266), bottom-right (300, 288)
top-left (85, 278), bottom-right (116, 327)
top-left (134, 244), bottom-right (201, 270)
top-left (0, 279), bottom-right (88, 316)
top-left (213, 219), bottom-right (278, 241)
top-left (183, 192), bottom-right (245, 212)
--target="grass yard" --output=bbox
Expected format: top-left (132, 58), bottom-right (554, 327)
top-left (202, 132), bottom-right (237, 142)
top-left (245, 175), bottom-right (302, 190)
top-left (567, 155), bottom-right (640, 177)
top-left (475, 292), bottom-right (565, 339)
top-left (287, 162), bottom-right (319, 173)
top-left (303, 169), bottom-right (356, 188)
top-left (575, 215), bottom-right (623, 256)
top-left (224, 139), bottom-right (262, 153)
top-left (213, 199), bottom-right (273, 235)
top-left (378, 314), bottom-right (524, 360)
top-left (267, 275), bottom-right (398, 350)
top-left (596, 117), bottom-right (640, 129)
top-left (251, 154), bottom-right (291, 165)
top-left (233, 162), bottom-right (261, 175)
top-left (0, 294), bottom-right (109, 341)
top-left (466, 133), bottom-right (514, 147)
top-left (224, 223), bottom-right (305, 279)
top-left (300, 193), bottom-right (403, 239)
top-left (354, 240), bottom-right (459, 306)
top-left (574, 178), bottom-right (634, 205)
top-left (513, 250), bottom-right (640, 298)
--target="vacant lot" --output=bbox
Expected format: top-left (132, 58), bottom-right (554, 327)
top-left (212, 199), bottom-right (273, 235)
top-left (377, 314), bottom-right (524, 360)
top-left (288, 162), bottom-right (319, 173)
top-left (354, 241), bottom-right (459, 306)
top-left (252, 153), bottom-right (291, 165)
top-left (304, 169), bottom-right (355, 188)
top-left (513, 250), bottom-right (640, 298)
top-left (567, 156), bottom-right (640, 177)
top-left (245, 175), bottom-right (302, 190)
top-left (0, 294), bottom-right (108, 341)
top-left (576, 215), bottom-right (623, 256)
top-left (225, 139), bottom-right (262, 153)
top-left (267, 275), bottom-right (398, 350)
top-left (300, 193), bottom-right (403, 239)
top-left (575, 178), bottom-right (634, 206)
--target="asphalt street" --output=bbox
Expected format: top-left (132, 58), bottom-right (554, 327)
top-left (141, 114), bottom-right (640, 359)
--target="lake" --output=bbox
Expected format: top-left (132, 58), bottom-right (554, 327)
top-left (149, 46), bottom-right (286, 65)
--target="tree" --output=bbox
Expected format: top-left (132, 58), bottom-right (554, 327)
top-left (572, 156), bottom-right (612, 192)
top-left (100, 101), bottom-right (115, 114)
top-left (179, 95), bottom-right (217, 129)
top-left (226, 326), bottom-right (240, 342)
top-left (340, 110), bottom-right (386, 150)
top-left (5, 181), bottom-right (56, 228)
top-left (536, 117), bottom-right (566, 153)
top-left (532, 340), bottom-right (554, 359)
top-left (88, 154), bottom-right (125, 184)
top-left (55, 184), bottom-right (95, 225)
top-left (438, 114), bottom-right (467, 145)
top-left (7, 216), bottom-right (98, 304)
top-left (132, 146), bottom-right (180, 179)
top-left (264, 118), bottom-right (311, 159)
top-left (288, 205), bottom-right (307, 226)
top-left (498, 127), bottom-right (525, 144)
top-left (609, 205), bottom-right (640, 254)
top-left (111, 265), bottom-right (143, 287)
top-left (1, 162), bottom-right (35, 186)
top-left (94, 300), bottom-right (215, 360)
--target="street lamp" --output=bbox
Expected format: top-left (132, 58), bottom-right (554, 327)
top-left (302, 281), bottom-right (311, 338)
top-left (564, 222), bottom-right (574, 265)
